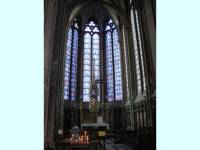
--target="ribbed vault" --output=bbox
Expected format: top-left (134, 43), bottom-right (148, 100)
top-left (67, 0), bottom-right (126, 29)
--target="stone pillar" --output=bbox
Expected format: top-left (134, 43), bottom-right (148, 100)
top-left (44, 0), bottom-right (58, 148)
top-left (120, 16), bottom-right (137, 130)
top-left (45, 0), bottom-right (73, 149)
top-left (142, 0), bottom-right (156, 80)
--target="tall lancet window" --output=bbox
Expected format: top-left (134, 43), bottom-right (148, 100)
top-left (105, 19), bottom-right (122, 101)
top-left (64, 21), bottom-right (79, 100)
top-left (83, 21), bottom-right (100, 102)
top-left (130, 9), bottom-right (146, 94)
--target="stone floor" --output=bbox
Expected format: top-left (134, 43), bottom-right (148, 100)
top-left (89, 139), bottom-right (138, 150)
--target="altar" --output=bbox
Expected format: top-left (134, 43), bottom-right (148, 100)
top-left (81, 116), bottom-right (109, 129)
top-left (81, 123), bottom-right (109, 129)
top-left (81, 116), bottom-right (109, 141)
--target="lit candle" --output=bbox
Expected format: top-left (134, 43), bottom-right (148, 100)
top-left (81, 136), bottom-right (83, 143)
top-left (84, 131), bottom-right (87, 143)
top-left (76, 139), bottom-right (78, 144)
top-left (86, 136), bottom-right (88, 144)
top-left (70, 138), bottom-right (72, 144)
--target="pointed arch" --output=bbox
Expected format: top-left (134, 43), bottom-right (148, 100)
top-left (83, 20), bottom-right (100, 102)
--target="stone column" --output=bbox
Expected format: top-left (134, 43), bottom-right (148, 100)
top-left (44, 0), bottom-right (58, 145)
top-left (45, 0), bottom-right (73, 149)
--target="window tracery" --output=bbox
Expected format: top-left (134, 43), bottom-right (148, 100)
top-left (83, 21), bottom-right (100, 102)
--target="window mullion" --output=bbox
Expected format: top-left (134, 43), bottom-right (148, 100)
top-left (111, 28), bottom-right (116, 102)
top-left (91, 33), bottom-right (93, 85)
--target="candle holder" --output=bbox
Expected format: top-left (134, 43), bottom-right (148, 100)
top-left (70, 130), bottom-right (90, 145)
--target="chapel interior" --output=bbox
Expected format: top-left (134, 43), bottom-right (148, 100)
top-left (45, 0), bottom-right (156, 150)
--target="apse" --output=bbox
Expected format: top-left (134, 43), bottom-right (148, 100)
top-left (45, 1), bottom-right (156, 150)
top-left (63, 3), bottom-right (123, 103)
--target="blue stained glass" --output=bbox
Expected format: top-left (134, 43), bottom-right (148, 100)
top-left (89, 21), bottom-right (95, 26)
top-left (83, 71), bottom-right (90, 77)
top-left (72, 57), bottom-right (77, 63)
top-left (105, 21), bottom-right (122, 101)
top-left (113, 29), bottom-right (122, 100)
top-left (93, 55), bottom-right (99, 60)
top-left (83, 21), bottom-right (100, 102)
top-left (106, 53), bottom-right (112, 57)
top-left (83, 31), bottom-right (92, 100)
top-left (107, 79), bottom-right (113, 84)
top-left (106, 30), bottom-right (113, 101)
top-left (85, 26), bottom-right (91, 32)
top-left (83, 76), bottom-right (91, 82)
top-left (84, 60), bottom-right (90, 65)
top-left (93, 34), bottom-right (99, 39)
top-left (64, 26), bottom-right (79, 100)
top-left (108, 19), bottom-right (113, 24)
top-left (84, 39), bottom-right (91, 44)
top-left (94, 60), bottom-right (99, 65)
top-left (64, 27), bottom-right (72, 100)
top-left (84, 44), bottom-right (91, 49)
top-left (93, 50), bottom-right (99, 55)
top-left (84, 33), bottom-right (91, 39)
top-left (84, 49), bottom-right (91, 54)
top-left (93, 27), bottom-right (99, 32)
top-left (93, 40), bottom-right (99, 45)
top-left (83, 82), bottom-right (90, 88)
top-left (93, 45), bottom-right (99, 50)
top-left (85, 88), bottom-right (90, 93)
top-left (84, 54), bottom-right (91, 59)
top-left (107, 96), bottom-right (113, 101)
top-left (83, 95), bottom-right (90, 102)
top-left (105, 26), bottom-right (110, 31)
top-left (93, 35), bottom-right (99, 45)
top-left (83, 65), bottom-right (90, 71)
top-left (69, 29), bottom-right (79, 100)
top-left (95, 72), bottom-right (100, 79)
top-left (94, 65), bottom-right (99, 70)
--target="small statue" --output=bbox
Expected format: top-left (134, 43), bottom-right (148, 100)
top-left (89, 81), bottom-right (99, 113)
top-left (89, 98), bottom-right (99, 113)
top-left (89, 82), bottom-right (98, 99)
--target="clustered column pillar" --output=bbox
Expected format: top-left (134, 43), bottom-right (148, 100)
top-left (46, 0), bottom-right (73, 148)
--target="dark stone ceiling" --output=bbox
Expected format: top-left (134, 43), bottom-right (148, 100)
top-left (67, 0), bottom-right (127, 29)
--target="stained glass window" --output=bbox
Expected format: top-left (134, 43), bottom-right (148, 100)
top-left (64, 21), bottom-right (79, 100)
top-left (83, 33), bottom-right (91, 102)
top-left (113, 29), bottom-right (122, 100)
top-left (105, 19), bottom-right (122, 101)
top-left (70, 28), bottom-right (78, 100)
top-left (83, 21), bottom-right (100, 102)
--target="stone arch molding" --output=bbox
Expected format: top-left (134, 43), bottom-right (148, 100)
top-left (66, 0), bottom-right (126, 31)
